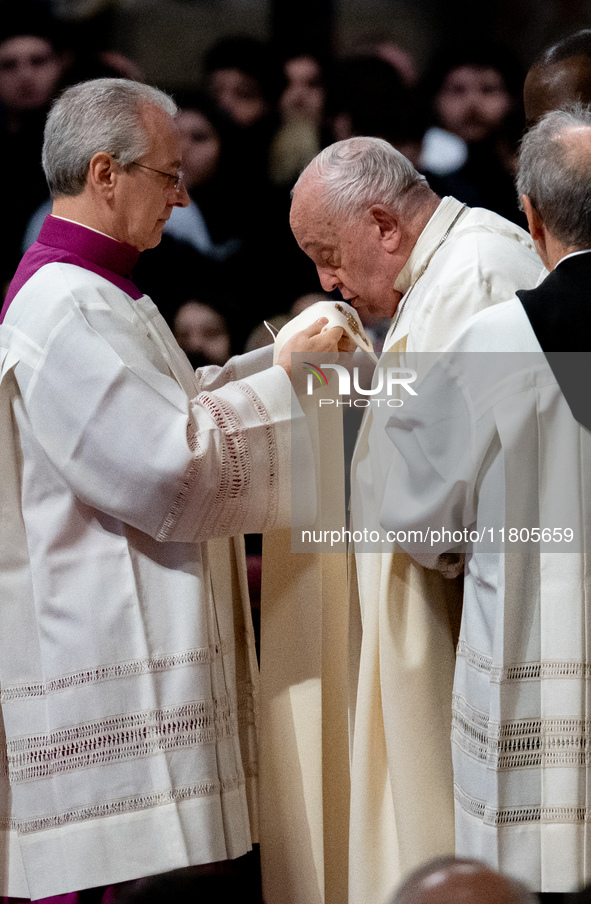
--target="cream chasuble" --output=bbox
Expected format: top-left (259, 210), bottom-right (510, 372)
top-left (260, 302), bottom-right (375, 904)
top-left (260, 197), bottom-right (545, 904)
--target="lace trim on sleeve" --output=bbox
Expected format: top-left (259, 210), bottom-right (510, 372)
top-left (235, 379), bottom-right (279, 531)
top-left (157, 382), bottom-right (279, 541)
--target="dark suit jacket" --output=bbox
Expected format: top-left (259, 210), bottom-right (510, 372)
top-left (516, 250), bottom-right (591, 351)
top-left (517, 250), bottom-right (591, 428)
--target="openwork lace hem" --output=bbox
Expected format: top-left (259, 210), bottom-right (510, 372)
top-left (453, 693), bottom-right (591, 769)
top-left (1, 776), bottom-right (247, 834)
top-left (7, 698), bottom-right (238, 783)
top-left (457, 639), bottom-right (591, 683)
top-left (235, 380), bottom-right (279, 532)
top-left (454, 783), bottom-right (591, 827)
top-left (0, 645), bottom-right (226, 702)
top-left (157, 419), bottom-right (210, 540)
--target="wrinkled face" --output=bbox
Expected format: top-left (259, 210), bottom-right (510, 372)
top-left (0, 35), bottom-right (62, 111)
top-left (113, 104), bottom-right (189, 251)
top-left (177, 109), bottom-right (221, 189)
top-left (173, 301), bottom-right (230, 366)
top-left (209, 68), bottom-right (268, 126)
top-left (280, 56), bottom-right (324, 122)
top-left (435, 65), bottom-right (512, 143)
top-left (290, 178), bottom-right (399, 321)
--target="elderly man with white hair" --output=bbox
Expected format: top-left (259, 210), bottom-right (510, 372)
top-left (383, 105), bottom-right (591, 892)
top-left (0, 77), bottom-right (344, 902)
top-left (260, 137), bottom-right (545, 904)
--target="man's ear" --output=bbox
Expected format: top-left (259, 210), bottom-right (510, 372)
top-left (522, 194), bottom-right (544, 241)
top-left (522, 194), bottom-right (549, 263)
top-left (87, 152), bottom-right (117, 197)
top-left (369, 204), bottom-right (401, 252)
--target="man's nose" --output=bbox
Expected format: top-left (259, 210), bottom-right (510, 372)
top-left (174, 181), bottom-right (190, 208)
top-left (317, 266), bottom-right (339, 292)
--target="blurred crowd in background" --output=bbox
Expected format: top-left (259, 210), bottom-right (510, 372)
top-left (2, 0), bottom-right (576, 368)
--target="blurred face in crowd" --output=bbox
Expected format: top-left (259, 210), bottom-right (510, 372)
top-left (280, 55), bottom-right (324, 123)
top-left (290, 176), bottom-right (401, 321)
top-left (524, 56), bottom-right (591, 124)
top-left (209, 68), bottom-right (268, 126)
top-left (112, 103), bottom-right (189, 250)
top-left (177, 109), bottom-right (221, 189)
top-left (0, 35), bottom-right (62, 112)
top-left (435, 65), bottom-right (513, 143)
top-left (173, 301), bottom-right (231, 368)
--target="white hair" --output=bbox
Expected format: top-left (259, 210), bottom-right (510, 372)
top-left (293, 136), bottom-right (430, 221)
top-left (42, 78), bottom-right (177, 199)
top-left (517, 103), bottom-right (591, 248)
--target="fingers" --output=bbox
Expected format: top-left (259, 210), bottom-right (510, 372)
top-left (299, 317), bottom-right (329, 337)
top-left (338, 334), bottom-right (357, 353)
top-left (319, 325), bottom-right (345, 344)
top-left (277, 321), bottom-right (346, 378)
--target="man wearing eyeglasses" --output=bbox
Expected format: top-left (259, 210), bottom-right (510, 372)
top-left (0, 77), bottom-right (342, 902)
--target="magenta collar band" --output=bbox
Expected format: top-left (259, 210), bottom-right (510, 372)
top-left (1, 216), bottom-right (142, 323)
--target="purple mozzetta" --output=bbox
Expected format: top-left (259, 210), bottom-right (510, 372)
top-left (1, 215), bottom-right (142, 323)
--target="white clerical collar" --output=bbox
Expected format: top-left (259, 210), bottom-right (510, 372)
top-left (557, 248), bottom-right (591, 266)
top-left (50, 214), bottom-right (120, 243)
top-left (384, 197), bottom-right (467, 348)
top-left (393, 196), bottom-right (468, 297)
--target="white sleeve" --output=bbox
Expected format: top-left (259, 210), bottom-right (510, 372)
top-left (380, 357), bottom-right (479, 567)
top-left (194, 345), bottom-right (274, 392)
top-left (20, 302), bottom-right (311, 543)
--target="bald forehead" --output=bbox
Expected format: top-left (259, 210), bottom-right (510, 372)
top-left (407, 865), bottom-right (531, 904)
top-left (525, 56), bottom-right (591, 123)
top-left (290, 173), bottom-right (333, 233)
top-left (560, 122), bottom-right (591, 159)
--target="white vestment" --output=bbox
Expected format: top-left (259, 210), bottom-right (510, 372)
top-left (258, 197), bottom-right (544, 904)
top-left (0, 260), bottom-right (311, 899)
top-left (382, 298), bottom-right (591, 892)
top-left (348, 198), bottom-right (544, 904)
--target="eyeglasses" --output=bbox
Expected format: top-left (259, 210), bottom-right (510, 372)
top-left (130, 161), bottom-right (184, 193)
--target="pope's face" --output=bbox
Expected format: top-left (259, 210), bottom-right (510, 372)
top-left (113, 104), bottom-right (189, 251)
top-left (290, 179), bottom-right (400, 321)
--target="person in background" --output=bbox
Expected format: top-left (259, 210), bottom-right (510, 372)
top-left (356, 34), bottom-right (419, 87)
top-left (420, 43), bottom-right (525, 225)
top-left (172, 299), bottom-right (231, 369)
top-left (0, 4), bottom-right (65, 291)
top-left (324, 55), bottom-right (426, 168)
top-left (524, 28), bottom-right (591, 123)
top-left (269, 47), bottom-right (326, 188)
top-left (203, 34), bottom-right (283, 186)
